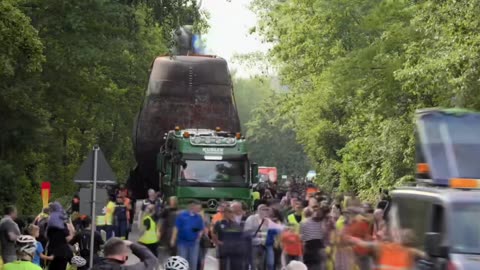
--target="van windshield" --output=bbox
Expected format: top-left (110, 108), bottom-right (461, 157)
top-left (418, 114), bottom-right (480, 180)
top-left (451, 204), bottom-right (480, 254)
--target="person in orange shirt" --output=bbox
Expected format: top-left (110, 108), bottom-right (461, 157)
top-left (210, 202), bottom-right (229, 250)
top-left (280, 226), bottom-right (303, 266)
top-left (344, 207), bottom-right (372, 270)
top-left (211, 202), bottom-right (228, 227)
top-left (347, 227), bottom-right (426, 270)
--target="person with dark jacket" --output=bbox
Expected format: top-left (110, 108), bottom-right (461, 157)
top-left (91, 238), bottom-right (158, 270)
top-left (46, 202), bottom-right (75, 270)
top-left (212, 207), bottom-right (247, 270)
top-left (376, 190), bottom-right (391, 222)
top-left (72, 194), bottom-right (80, 213)
top-left (113, 196), bottom-right (129, 240)
top-left (159, 196), bottom-right (179, 259)
top-left (70, 216), bottom-right (104, 270)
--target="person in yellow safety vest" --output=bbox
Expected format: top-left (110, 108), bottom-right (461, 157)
top-left (104, 195), bottom-right (116, 240)
top-left (96, 214), bottom-right (106, 228)
top-left (287, 201), bottom-right (304, 233)
top-left (324, 204), bottom-right (342, 270)
top-left (138, 204), bottom-right (159, 257)
top-left (252, 190), bottom-right (260, 209)
top-left (252, 191), bottom-right (260, 201)
top-left (333, 207), bottom-right (357, 270)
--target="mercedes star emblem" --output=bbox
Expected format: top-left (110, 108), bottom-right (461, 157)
top-left (207, 199), bottom-right (218, 209)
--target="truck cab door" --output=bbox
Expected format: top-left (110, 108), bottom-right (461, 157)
top-left (162, 161), bottom-right (177, 200)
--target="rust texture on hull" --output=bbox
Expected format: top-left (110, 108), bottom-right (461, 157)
top-left (129, 55), bottom-right (241, 197)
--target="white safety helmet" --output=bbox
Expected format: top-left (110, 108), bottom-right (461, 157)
top-left (16, 235), bottom-right (37, 255)
top-left (71, 256), bottom-right (87, 267)
top-left (164, 256), bottom-right (189, 270)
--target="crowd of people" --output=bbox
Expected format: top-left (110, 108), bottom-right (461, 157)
top-left (0, 180), bottom-right (425, 270)
top-left (152, 183), bottom-right (424, 270)
top-left (132, 181), bottom-right (424, 270)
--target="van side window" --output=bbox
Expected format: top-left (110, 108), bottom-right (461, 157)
top-left (395, 197), bottom-right (430, 249)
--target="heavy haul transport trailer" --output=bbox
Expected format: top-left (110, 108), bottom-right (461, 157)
top-left (129, 55), bottom-right (241, 198)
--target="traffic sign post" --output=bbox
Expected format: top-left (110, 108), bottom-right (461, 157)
top-left (90, 146), bottom-right (98, 268)
top-left (73, 145), bottom-right (117, 268)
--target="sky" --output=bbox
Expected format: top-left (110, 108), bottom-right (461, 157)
top-left (201, 0), bottom-right (271, 77)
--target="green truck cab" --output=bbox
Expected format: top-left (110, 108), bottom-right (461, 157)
top-left (157, 128), bottom-right (258, 213)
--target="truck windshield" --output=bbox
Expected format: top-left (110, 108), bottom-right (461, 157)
top-left (451, 204), bottom-right (480, 254)
top-left (179, 160), bottom-right (247, 184)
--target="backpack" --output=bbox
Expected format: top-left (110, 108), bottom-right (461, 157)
top-left (78, 231), bottom-right (91, 257)
top-left (37, 218), bottom-right (48, 240)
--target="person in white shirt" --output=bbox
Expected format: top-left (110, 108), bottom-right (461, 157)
top-left (244, 204), bottom-right (271, 270)
top-left (230, 202), bottom-right (245, 224)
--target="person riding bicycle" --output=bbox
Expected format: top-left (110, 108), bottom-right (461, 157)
top-left (3, 235), bottom-right (42, 270)
top-left (164, 256), bottom-right (189, 270)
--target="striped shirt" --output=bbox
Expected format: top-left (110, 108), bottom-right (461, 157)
top-left (300, 218), bottom-right (327, 242)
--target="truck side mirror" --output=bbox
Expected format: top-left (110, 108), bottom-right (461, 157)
top-left (251, 163), bottom-right (259, 184)
top-left (425, 232), bottom-right (448, 257)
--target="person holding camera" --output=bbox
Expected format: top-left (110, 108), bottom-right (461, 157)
top-left (170, 200), bottom-right (204, 270)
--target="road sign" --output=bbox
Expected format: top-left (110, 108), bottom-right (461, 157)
top-left (74, 148), bottom-right (117, 184)
top-left (73, 146), bottom-right (116, 267)
top-left (78, 187), bottom-right (109, 216)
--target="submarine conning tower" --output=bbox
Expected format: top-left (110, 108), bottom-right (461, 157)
top-left (129, 55), bottom-right (241, 198)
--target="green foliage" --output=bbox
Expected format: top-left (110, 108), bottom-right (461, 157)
top-left (0, 0), bottom-right (44, 77)
top-left (245, 92), bottom-right (311, 176)
top-left (0, 161), bottom-right (18, 213)
top-left (251, 0), bottom-right (480, 199)
top-left (233, 76), bottom-right (272, 133)
top-left (234, 76), bottom-right (310, 176)
top-left (0, 0), bottom-right (206, 215)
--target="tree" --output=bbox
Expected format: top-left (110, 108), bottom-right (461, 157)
top-left (233, 75), bottom-right (310, 176)
top-left (0, 0), bottom-right (207, 214)
top-left (250, 0), bottom-right (480, 199)
top-left (246, 93), bottom-right (311, 176)
top-left (234, 76), bottom-right (272, 133)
